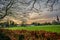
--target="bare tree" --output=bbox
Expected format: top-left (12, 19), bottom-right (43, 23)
top-left (32, 0), bottom-right (59, 11)
top-left (20, 12), bottom-right (30, 26)
top-left (0, 0), bottom-right (16, 19)
top-left (18, 0), bottom-right (59, 25)
top-left (19, 0), bottom-right (59, 13)
top-left (0, 0), bottom-right (59, 25)
top-left (56, 15), bottom-right (59, 22)
top-left (46, 0), bottom-right (59, 11)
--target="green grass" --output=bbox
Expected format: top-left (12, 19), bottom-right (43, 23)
top-left (5, 25), bottom-right (60, 33)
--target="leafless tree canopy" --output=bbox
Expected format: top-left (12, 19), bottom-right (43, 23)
top-left (0, 0), bottom-right (59, 19)
top-left (0, 0), bottom-right (16, 19)
top-left (17, 0), bottom-right (59, 13)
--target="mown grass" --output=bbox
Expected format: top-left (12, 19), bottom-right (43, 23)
top-left (5, 25), bottom-right (60, 33)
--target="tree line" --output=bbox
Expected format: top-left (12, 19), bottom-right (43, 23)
top-left (0, 16), bottom-right (60, 27)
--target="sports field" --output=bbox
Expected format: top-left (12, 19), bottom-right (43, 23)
top-left (4, 25), bottom-right (60, 33)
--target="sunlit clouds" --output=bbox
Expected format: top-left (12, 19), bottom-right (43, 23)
top-left (0, 0), bottom-right (60, 24)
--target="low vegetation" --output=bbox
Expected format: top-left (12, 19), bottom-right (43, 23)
top-left (0, 29), bottom-right (60, 40)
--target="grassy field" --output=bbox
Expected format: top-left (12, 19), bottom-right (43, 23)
top-left (5, 25), bottom-right (60, 33)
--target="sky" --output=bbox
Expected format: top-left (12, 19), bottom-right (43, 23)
top-left (0, 0), bottom-right (60, 23)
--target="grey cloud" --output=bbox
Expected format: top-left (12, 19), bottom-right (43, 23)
top-left (0, 0), bottom-right (60, 19)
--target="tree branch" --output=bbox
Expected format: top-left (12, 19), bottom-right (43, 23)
top-left (0, 0), bottom-right (15, 19)
top-left (46, 0), bottom-right (59, 11)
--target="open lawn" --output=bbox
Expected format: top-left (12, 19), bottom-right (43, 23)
top-left (4, 25), bottom-right (60, 33)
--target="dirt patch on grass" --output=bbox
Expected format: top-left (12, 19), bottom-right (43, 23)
top-left (0, 29), bottom-right (60, 40)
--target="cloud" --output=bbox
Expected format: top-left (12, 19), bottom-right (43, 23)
top-left (0, 0), bottom-right (60, 22)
